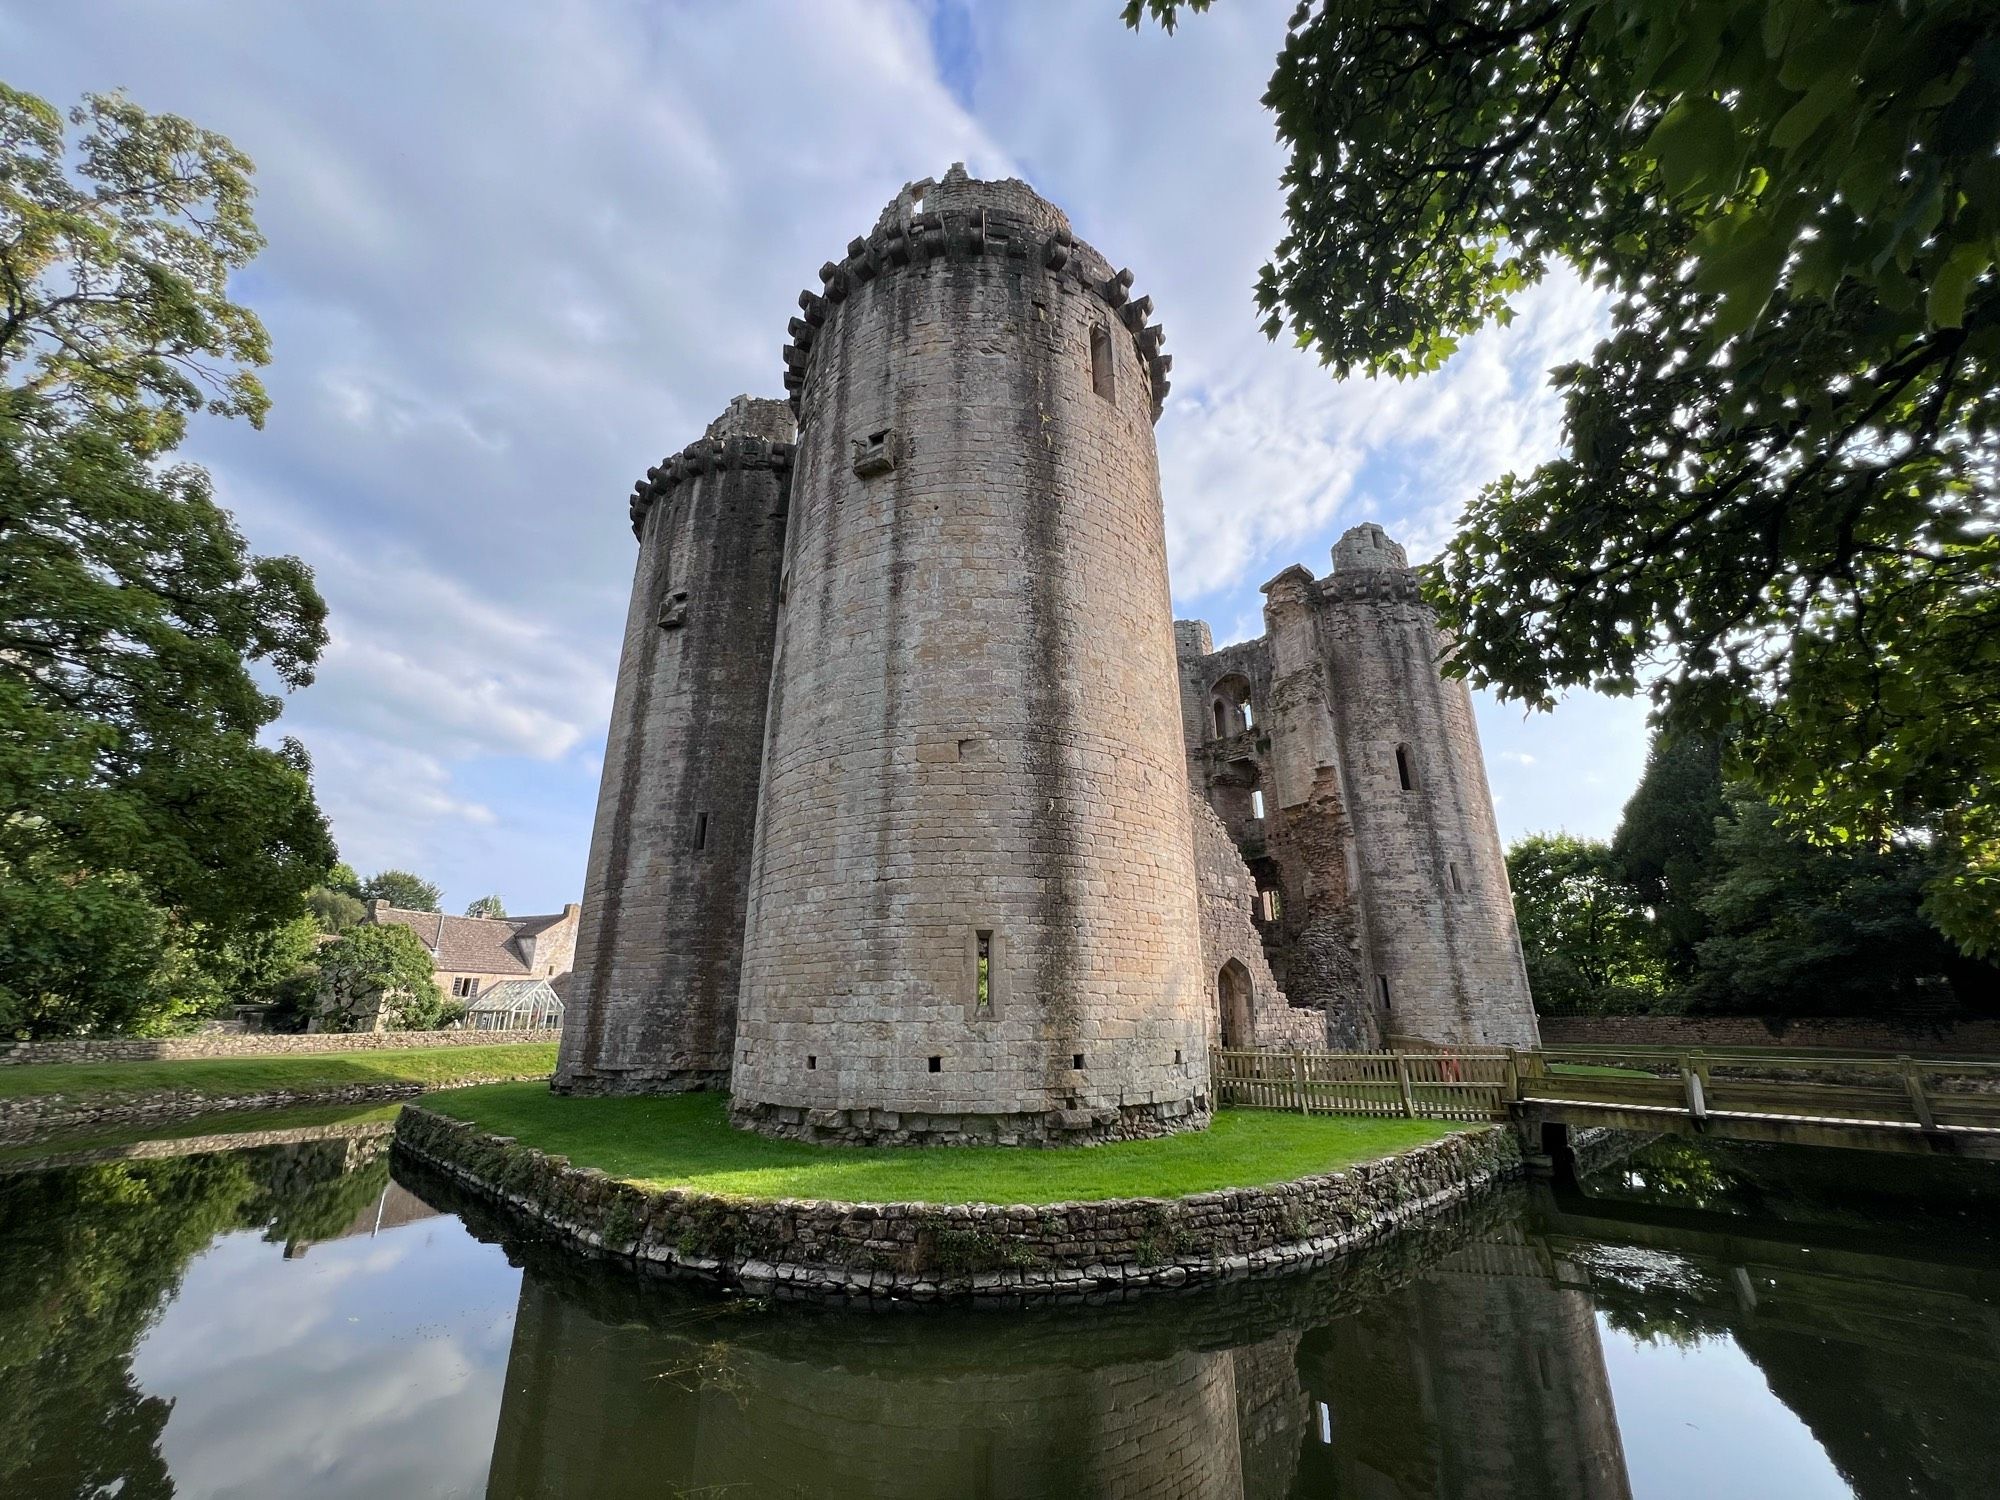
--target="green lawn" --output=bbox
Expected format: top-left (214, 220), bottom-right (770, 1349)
top-left (424, 1083), bottom-right (1469, 1205)
top-left (0, 1042), bottom-right (557, 1103)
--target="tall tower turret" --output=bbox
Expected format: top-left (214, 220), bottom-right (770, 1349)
top-left (730, 166), bottom-right (1208, 1145)
top-left (1320, 523), bottom-right (1537, 1048)
top-left (555, 397), bottom-right (795, 1095)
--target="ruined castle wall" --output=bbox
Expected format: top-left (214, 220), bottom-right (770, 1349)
top-left (555, 399), bottom-right (794, 1094)
top-left (1318, 526), bottom-right (1537, 1048)
top-left (731, 169), bottom-right (1207, 1145)
top-left (1189, 795), bottom-right (1319, 1052)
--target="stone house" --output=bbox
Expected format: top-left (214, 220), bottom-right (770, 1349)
top-left (362, 901), bottom-right (581, 1012)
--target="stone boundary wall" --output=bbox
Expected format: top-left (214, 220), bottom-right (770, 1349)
top-left (0, 1117), bottom-right (394, 1174)
top-left (0, 1028), bottom-right (553, 1067)
top-left (392, 1105), bottom-right (1523, 1304)
top-left (1539, 1015), bottom-right (2000, 1056)
top-left (0, 1071), bottom-right (550, 1143)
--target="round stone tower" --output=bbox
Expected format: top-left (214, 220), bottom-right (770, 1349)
top-left (1319, 522), bottom-right (1538, 1049)
top-left (730, 166), bottom-right (1208, 1145)
top-left (555, 397), bottom-right (795, 1095)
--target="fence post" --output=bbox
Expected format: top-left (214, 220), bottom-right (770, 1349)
top-left (1211, 1048), bottom-right (1222, 1107)
top-left (1293, 1050), bottom-right (1310, 1115)
top-left (1394, 1052), bottom-right (1417, 1119)
top-left (1680, 1052), bottom-right (1708, 1123)
top-left (1900, 1054), bottom-right (1936, 1130)
top-left (1503, 1048), bottom-right (1521, 1105)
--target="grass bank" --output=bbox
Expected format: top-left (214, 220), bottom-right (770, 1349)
top-left (0, 1042), bottom-right (557, 1104)
top-left (0, 1098), bottom-right (404, 1165)
top-left (423, 1083), bottom-right (1468, 1204)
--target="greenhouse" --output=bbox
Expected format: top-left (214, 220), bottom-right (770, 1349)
top-left (463, 977), bottom-right (565, 1031)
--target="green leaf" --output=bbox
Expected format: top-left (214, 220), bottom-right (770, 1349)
top-left (1648, 95), bottom-right (1741, 199)
top-left (1928, 241), bottom-right (1993, 330)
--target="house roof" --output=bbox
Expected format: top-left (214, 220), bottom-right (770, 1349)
top-left (366, 904), bottom-right (572, 976)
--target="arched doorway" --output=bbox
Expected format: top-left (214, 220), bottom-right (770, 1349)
top-left (1217, 959), bottom-right (1254, 1050)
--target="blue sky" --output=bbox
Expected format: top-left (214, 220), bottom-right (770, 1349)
top-left (9, 0), bottom-right (1651, 915)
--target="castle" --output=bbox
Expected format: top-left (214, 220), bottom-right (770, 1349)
top-left (554, 167), bottom-right (1536, 1144)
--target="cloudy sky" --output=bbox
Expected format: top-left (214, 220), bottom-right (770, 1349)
top-left (11, 0), bottom-right (1651, 915)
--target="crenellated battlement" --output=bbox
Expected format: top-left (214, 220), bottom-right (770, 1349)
top-left (626, 433), bottom-right (796, 538)
top-left (780, 164), bottom-right (1173, 424)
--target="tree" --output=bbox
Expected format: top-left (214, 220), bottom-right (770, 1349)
top-left (1506, 834), bottom-right (1668, 1012)
top-left (305, 884), bottom-right (364, 934)
top-left (1691, 799), bottom-right (1999, 1015)
top-left (1611, 732), bottom-right (1728, 974)
top-left (464, 894), bottom-right (506, 920)
top-left (1127, 1), bottom-right (2000, 953)
top-left (314, 922), bottom-right (444, 1032)
top-left (0, 84), bottom-right (332, 1036)
top-left (358, 870), bottom-right (442, 913)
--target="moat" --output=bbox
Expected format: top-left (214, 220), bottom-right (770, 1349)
top-left (2, 1115), bottom-right (1995, 1498)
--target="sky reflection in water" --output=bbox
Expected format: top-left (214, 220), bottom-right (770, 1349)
top-left (0, 1120), bottom-right (1993, 1499)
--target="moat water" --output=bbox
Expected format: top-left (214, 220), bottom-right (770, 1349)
top-left (1, 1114), bottom-right (1995, 1499)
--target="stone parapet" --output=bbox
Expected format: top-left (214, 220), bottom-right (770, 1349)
top-left (391, 1104), bottom-right (1523, 1304)
top-left (0, 1028), bottom-right (554, 1066)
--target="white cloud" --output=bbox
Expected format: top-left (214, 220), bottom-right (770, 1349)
top-left (6, 0), bottom-right (1644, 909)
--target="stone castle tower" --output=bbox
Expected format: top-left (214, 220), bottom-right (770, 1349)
top-left (1177, 525), bottom-right (1536, 1051)
top-left (556, 166), bottom-right (1535, 1140)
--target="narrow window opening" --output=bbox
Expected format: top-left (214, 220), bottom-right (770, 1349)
top-left (807, 1055), bottom-right (817, 1070)
top-left (1448, 861), bottom-right (1464, 894)
top-left (1174, 1048), bottom-right (1183, 1065)
top-left (693, 812), bottom-right (708, 851)
top-left (975, 930), bottom-right (993, 1013)
top-left (1241, 700), bottom-right (1255, 728)
top-left (928, 1055), bottom-right (942, 1073)
top-left (1251, 789), bottom-right (1266, 820)
top-left (1072, 1053), bottom-right (1086, 1071)
top-left (1317, 1401), bottom-right (1334, 1445)
top-left (1376, 974), bottom-right (1392, 1010)
top-left (1396, 744), bottom-right (1414, 792)
top-left (1090, 325), bottom-right (1115, 400)
top-left (867, 428), bottom-right (889, 450)
top-left (1213, 700), bottom-right (1227, 739)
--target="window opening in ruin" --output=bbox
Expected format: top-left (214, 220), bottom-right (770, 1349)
top-left (1174, 1048), bottom-right (1183, 1065)
top-left (867, 429), bottom-right (889, 451)
top-left (1090, 325), bottom-right (1115, 400)
top-left (975, 930), bottom-right (993, 1013)
top-left (1376, 974), bottom-right (1392, 1009)
top-left (694, 812), bottom-right (708, 851)
top-left (928, 1055), bottom-right (942, 1073)
top-left (1213, 701), bottom-right (1227, 739)
top-left (1242, 700), bottom-right (1254, 728)
top-left (807, 1055), bottom-right (817, 1070)
top-left (1396, 744), bottom-right (1414, 791)
top-left (1072, 1053), bottom-right (1086, 1070)
top-left (1448, 861), bottom-right (1464, 894)
top-left (1251, 789), bottom-right (1266, 820)
top-left (1318, 1402), bottom-right (1334, 1445)
top-left (1256, 887), bottom-right (1283, 924)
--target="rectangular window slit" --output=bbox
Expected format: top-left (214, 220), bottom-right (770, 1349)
top-left (807, 1055), bottom-right (816, 1070)
top-left (1396, 745), bottom-right (1414, 792)
top-left (1090, 325), bottom-right (1115, 400)
top-left (1072, 1053), bottom-right (1086, 1071)
top-left (1448, 861), bottom-right (1463, 894)
top-left (928, 1055), bottom-right (942, 1073)
top-left (1376, 974), bottom-right (1391, 1010)
top-left (975, 930), bottom-right (993, 1013)
top-left (1251, 789), bottom-right (1266, 820)
top-left (1174, 1049), bottom-right (1183, 1065)
top-left (694, 812), bottom-right (708, 850)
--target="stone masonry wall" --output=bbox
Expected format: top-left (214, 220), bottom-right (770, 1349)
top-left (557, 397), bottom-right (794, 1095)
top-left (393, 1102), bottom-right (1522, 1302)
top-left (1190, 795), bottom-right (1321, 1052)
top-left (1316, 525), bottom-right (1537, 1050)
top-left (0, 1028), bottom-right (553, 1065)
top-left (732, 167), bottom-right (1208, 1145)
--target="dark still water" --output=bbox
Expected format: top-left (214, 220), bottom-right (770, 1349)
top-left (1, 1120), bottom-right (1996, 1499)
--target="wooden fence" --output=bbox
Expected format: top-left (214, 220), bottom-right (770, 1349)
top-left (1211, 1048), bottom-right (1511, 1122)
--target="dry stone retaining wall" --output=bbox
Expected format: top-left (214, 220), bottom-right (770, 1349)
top-left (0, 1028), bottom-right (552, 1066)
top-left (392, 1104), bottom-right (1523, 1303)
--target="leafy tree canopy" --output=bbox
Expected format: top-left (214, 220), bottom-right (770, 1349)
top-left (0, 84), bottom-right (331, 1037)
top-left (315, 922), bottom-right (444, 1033)
top-left (1128, 0), bottom-right (2000, 952)
top-left (463, 894), bottom-right (506, 920)
top-left (1506, 833), bottom-right (1668, 1012)
top-left (1610, 732), bottom-right (1728, 972)
top-left (359, 870), bottom-right (442, 913)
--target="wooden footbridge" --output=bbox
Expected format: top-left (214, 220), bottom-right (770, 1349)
top-left (1211, 1044), bottom-right (2000, 1160)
